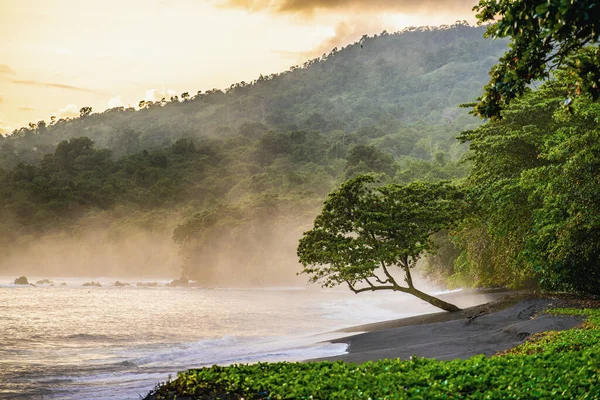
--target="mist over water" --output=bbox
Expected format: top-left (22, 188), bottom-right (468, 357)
top-left (0, 227), bottom-right (181, 278)
top-left (0, 216), bottom-right (313, 285)
top-left (1, 279), bottom-right (465, 399)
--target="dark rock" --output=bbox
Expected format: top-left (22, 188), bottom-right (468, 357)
top-left (36, 279), bottom-right (54, 285)
top-left (14, 276), bottom-right (29, 285)
top-left (114, 281), bottom-right (130, 287)
top-left (60, 282), bottom-right (67, 286)
top-left (83, 281), bottom-right (102, 287)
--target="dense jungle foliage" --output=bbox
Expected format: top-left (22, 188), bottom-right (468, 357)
top-left (0, 23), bottom-right (506, 281)
top-left (451, 66), bottom-right (600, 294)
top-left (3, 9), bottom-right (599, 295)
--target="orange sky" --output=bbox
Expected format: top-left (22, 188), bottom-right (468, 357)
top-left (0, 0), bottom-right (476, 133)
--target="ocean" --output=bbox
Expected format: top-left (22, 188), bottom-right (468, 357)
top-left (0, 277), bottom-right (444, 399)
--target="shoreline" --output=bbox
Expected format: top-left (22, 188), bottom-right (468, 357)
top-left (144, 291), bottom-right (600, 399)
top-left (310, 291), bottom-right (586, 364)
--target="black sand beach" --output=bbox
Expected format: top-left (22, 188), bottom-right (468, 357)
top-left (144, 291), bottom-right (597, 399)
top-left (314, 292), bottom-right (585, 363)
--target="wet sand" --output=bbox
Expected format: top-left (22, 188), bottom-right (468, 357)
top-left (313, 292), bottom-right (584, 363)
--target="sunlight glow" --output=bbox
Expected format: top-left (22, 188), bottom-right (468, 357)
top-left (0, 0), bottom-right (474, 133)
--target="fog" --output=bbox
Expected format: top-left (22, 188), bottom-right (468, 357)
top-left (176, 212), bottom-right (317, 287)
top-left (0, 213), bottom-right (453, 293)
top-left (0, 216), bottom-right (311, 286)
top-left (0, 227), bottom-right (181, 279)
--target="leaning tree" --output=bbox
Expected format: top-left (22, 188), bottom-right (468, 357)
top-left (297, 174), bottom-right (465, 312)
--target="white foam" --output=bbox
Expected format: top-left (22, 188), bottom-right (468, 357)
top-left (129, 332), bottom-right (348, 369)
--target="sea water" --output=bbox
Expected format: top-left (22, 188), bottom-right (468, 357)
top-left (0, 277), bottom-right (441, 399)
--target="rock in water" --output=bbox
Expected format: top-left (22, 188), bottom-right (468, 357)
top-left (14, 276), bottom-right (29, 285)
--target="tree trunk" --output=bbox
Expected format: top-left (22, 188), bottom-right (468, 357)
top-left (407, 287), bottom-right (461, 312)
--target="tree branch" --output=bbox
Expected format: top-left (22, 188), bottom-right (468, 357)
top-left (402, 256), bottom-right (414, 288)
top-left (345, 280), bottom-right (358, 294)
top-left (403, 265), bottom-right (414, 288)
top-left (352, 285), bottom-right (410, 294)
top-left (373, 272), bottom-right (390, 285)
top-left (380, 260), bottom-right (400, 287)
top-left (542, 37), bottom-right (592, 67)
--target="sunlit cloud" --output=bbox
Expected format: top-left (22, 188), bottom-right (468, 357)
top-left (11, 80), bottom-right (104, 94)
top-left (108, 95), bottom-right (123, 108)
top-left (222, 0), bottom-right (476, 14)
top-left (309, 18), bottom-right (388, 56)
top-left (144, 88), bottom-right (177, 102)
top-left (58, 104), bottom-right (80, 118)
top-left (276, 15), bottom-right (424, 62)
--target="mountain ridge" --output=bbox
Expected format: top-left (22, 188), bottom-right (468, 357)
top-left (1, 23), bottom-right (506, 168)
top-left (0, 23), bottom-right (508, 280)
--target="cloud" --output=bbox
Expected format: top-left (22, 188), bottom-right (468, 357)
top-left (145, 88), bottom-right (176, 102)
top-left (277, 18), bottom-right (394, 62)
top-left (11, 80), bottom-right (103, 94)
top-left (18, 107), bottom-right (35, 111)
top-left (0, 64), bottom-right (15, 75)
top-left (58, 104), bottom-right (80, 118)
top-left (108, 95), bottom-right (123, 108)
top-left (311, 19), bottom-right (387, 56)
top-left (222, 0), bottom-right (476, 14)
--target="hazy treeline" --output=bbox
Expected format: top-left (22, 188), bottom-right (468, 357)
top-left (0, 23), bottom-right (507, 282)
top-left (0, 22), bottom-right (505, 167)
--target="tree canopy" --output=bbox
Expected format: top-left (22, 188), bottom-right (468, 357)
top-left (473, 0), bottom-right (600, 119)
top-left (457, 64), bottom-right (600, 294)
top-left (297, 175), bottom-right (465, 311)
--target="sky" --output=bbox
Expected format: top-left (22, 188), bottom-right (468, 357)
top-left (0, 0), bottom-right (477, 134)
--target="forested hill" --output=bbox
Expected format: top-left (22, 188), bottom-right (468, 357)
top-left (1, 22), bottom-right (506, 166)
top-left (0, 23), bottom-right (508, 281)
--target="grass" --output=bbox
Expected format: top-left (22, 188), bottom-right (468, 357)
top-left (145, 308), bottom-right (600, 399)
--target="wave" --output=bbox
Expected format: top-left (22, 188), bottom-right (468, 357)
top-left (127, 333), bottom-right (348, 370)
